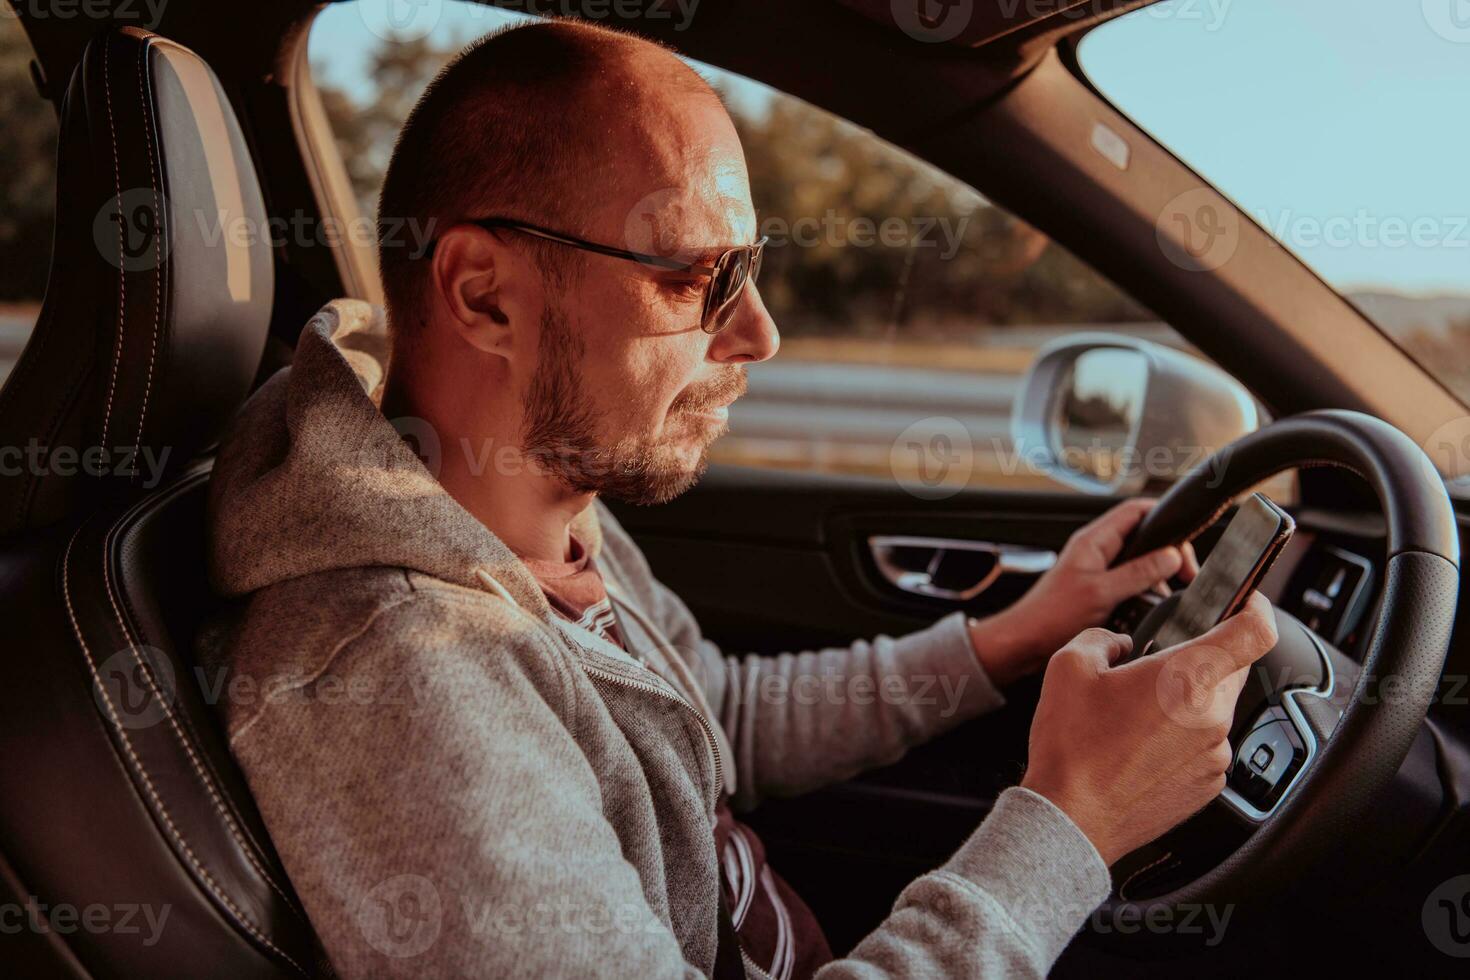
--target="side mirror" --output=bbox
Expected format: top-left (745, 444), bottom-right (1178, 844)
top-left (1010, 333), bottom-right (1258, 495)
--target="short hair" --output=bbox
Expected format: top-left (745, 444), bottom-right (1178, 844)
top-left (376, 18), bottom-right (719, 341)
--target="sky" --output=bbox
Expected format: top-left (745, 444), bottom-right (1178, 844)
top-left (1080, 0), bottom-right (1470, 297)
top-left (312, 0), bottom-right (1467, 300)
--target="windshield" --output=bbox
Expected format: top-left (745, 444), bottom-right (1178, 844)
top-left (1079, 0), bottom-right (1470, 403)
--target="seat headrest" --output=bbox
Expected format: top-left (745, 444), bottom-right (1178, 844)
top-left (0, 27), bottom-right (272, 536)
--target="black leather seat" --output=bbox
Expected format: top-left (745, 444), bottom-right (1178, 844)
top-left (0, 28), bottom-right (321, 978)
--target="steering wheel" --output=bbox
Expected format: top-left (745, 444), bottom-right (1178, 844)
top-left (1096, 410), bottom-right (1459, 932)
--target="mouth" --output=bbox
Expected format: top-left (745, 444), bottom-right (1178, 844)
top-left (688, 403), bottom-right (731, 422)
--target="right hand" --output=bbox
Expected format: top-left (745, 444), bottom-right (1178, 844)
top-left (1020, 592), bottom-right (1279, 866)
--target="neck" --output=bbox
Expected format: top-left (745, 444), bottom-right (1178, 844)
top-left (380, 367), bottom-right (593, 563)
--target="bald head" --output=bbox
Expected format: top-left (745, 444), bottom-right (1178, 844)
top-left (377, 19), bottom-right (727, 336)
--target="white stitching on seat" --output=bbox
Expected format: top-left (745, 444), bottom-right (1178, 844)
top-left (132, 37), bottom-right (164, 472)
top-left (98, 482), bottom-right (309, 921)
top-left (100, 35), bottom-right (127, 452)
top-left (61, 526), bottom-right (311, 977)
top-left (1119, 850), bottom-right (1176, 901)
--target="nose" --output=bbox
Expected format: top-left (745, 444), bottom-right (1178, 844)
top-left (707, 284), bottom-right (779, 365)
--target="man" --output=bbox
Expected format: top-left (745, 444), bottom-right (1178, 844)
top-left (202, 18), bottom-right (1277, 979)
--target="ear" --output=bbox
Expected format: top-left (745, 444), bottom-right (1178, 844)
top-left (430, 223), bottom-right (540, 360)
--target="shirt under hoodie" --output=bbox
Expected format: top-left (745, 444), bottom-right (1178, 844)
top-left (519, 534), bottom-right (833, 979)
top-left (197, 298), bottom-right (1114, 979)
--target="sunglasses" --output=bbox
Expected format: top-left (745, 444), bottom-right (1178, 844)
top-left (443, 217), bottom-right (766, 335)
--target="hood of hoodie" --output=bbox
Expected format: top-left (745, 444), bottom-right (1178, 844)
top-left (205, 298), bottom-right (602, 618)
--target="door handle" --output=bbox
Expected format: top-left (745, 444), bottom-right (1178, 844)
top-left (868, 535), bottom-right (1057, 601)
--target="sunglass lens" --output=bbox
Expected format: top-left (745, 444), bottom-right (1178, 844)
top-left (709, 250), bottom-right (753, 333)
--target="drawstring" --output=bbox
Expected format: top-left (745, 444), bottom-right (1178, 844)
top-left (474, 567), bottom-right (521, 608)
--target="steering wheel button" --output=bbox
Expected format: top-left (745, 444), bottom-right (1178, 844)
top-left (1250, 744), bottom-right (1274, 772)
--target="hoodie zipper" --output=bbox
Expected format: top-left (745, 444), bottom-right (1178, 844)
top-left (474, 565), bottom-right (727, 810)
top-left (578, 660), bottom-right (726, 812)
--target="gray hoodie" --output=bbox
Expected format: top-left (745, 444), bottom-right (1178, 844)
top-left (200, 299), bottom-right (1112, 978)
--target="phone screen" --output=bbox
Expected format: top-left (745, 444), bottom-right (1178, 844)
top-left (1147, 494), bottom-right (1294, 654)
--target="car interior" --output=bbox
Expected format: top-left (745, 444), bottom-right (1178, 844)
top-left (0, 1), bottom-right (1466, 977)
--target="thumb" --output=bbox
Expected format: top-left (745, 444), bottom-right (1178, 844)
top-left (1106, 546), bottom-right (1184, 598)
top-left (1066, 628), bottom-right (1134, 671)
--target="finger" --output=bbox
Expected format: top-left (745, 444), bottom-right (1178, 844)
top-left (1108, 546), bottom-right (1185, 598)
top-left (1218, 663), bottom-right (1250, 703)
top-left (1178, 541), bottom-right (1200, 583)
top-left (1066, 628), bottom-right (1133, 670)
top-left (1194, 592), bottom-right (1279, 672)
top-left (1075, 498), bottom-right (1157, 562)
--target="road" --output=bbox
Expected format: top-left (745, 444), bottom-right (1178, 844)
top-left (0, 311), bottom-right (1079, 489)
top-left (0, 316), bottom-right (30, 386)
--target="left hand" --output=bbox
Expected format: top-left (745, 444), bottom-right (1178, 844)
top-left (968, 498), bottom-right (1197, 686)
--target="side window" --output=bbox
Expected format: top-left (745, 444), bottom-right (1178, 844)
top-left (309, 3), bottom-right (1251, 497)
top-left (0, 17), bottom-right (57, 388)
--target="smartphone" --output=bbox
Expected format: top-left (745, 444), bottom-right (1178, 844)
top-left (1144, 493), bottom-right (1294, 654)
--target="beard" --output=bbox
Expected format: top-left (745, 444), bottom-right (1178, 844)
top-left (520, 304), bottom-right (746, 506)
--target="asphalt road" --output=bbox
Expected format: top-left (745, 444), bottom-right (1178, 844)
top-left (0, 316), bottom-right (30, 386)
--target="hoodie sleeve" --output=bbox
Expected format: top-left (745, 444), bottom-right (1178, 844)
top-left (817, 785), bottom-right (1114, 978)
top-left (637, 569), bottom-right (1009, 811)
